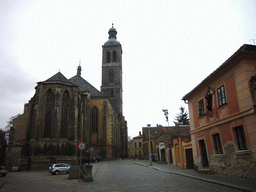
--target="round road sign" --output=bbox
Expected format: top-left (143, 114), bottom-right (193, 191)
top-left (78, 141), bottom-right (86, 151)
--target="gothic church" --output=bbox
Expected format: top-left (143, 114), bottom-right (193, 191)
top-left (7, 26), bottom-right (128, 170)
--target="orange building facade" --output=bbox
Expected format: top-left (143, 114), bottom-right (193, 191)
top-left (183, 44), bottom-right (256, 179)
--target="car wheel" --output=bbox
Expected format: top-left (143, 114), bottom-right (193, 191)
top-left (55, 170), bottom-right (60, 175)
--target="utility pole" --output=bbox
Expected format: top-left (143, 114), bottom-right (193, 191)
top-left (250, 39), bottom-right (256, 45)
top-left (147, 124), bottom-right (152, 166)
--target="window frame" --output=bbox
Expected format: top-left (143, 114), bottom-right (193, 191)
top-left (234, 126), bottom-right (248, 151)
top-left (217, 85), bottom-right (226, 107)
top-left (107, 51), bottom-right (110, 63)
top-left (91, 106), bottom-right (99, 133)
top-left (212, 133), bottom-right (223, 154)
top-left (113, 51), bottom-right (117, 62)
top-left (44, 89), bottom-right (55, 138)
top-left (198, 99), bottom-right (205, 117)
top-left (111, 88), bottom-right (114, 97)
top-left (60, 90), bottom-right (70, 138)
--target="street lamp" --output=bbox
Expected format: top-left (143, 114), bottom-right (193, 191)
top-left (147, 124), bottom-right (152, 166)
top-left (162, 109), bottom-right (169, 126)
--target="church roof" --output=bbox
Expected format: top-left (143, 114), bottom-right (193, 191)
top-left (41, 72), bottom-right (75, 86)
top-left (69, 75), bottom-right (105, 98)
top-left (143, 125), bottom-right (190, 139)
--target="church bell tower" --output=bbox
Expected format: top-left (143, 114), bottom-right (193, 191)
top-left (101, 24), bottom-right (123, 115)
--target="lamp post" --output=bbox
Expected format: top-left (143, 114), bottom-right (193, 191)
top-left (162, 109), bottom-right (169, 126)
top-left (147, 124), bottom-right (152, 166)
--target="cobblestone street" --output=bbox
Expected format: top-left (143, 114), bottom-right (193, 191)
top-left (0, 160), bottom-right (250, 192)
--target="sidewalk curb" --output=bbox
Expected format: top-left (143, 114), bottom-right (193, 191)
top-left (133, 161), bottom-right (254, 192)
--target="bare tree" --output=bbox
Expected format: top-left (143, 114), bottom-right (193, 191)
top-left (4, 114), bottom-right (21, 141)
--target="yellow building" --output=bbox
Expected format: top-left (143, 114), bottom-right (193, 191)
top-left (173, 137), bottom-right (193, 169)
top-left (133, 132), bottom-right (143, 159)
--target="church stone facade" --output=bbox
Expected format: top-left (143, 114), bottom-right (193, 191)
top-left (7, 26), bottom-right (128, 170)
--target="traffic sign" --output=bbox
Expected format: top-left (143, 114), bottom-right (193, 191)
top-left (78, 141), bottom-right (86, 151)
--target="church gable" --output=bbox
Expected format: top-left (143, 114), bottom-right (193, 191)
top-left (33, 83), bottom-right (78, 141)
top-left (42, 72), bottom-right (74, 86)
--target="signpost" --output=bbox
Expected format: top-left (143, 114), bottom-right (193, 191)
top-left (78, 141), bottom-right (86, 178)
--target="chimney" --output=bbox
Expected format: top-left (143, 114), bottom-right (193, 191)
top-left (139, 131), bottom-right (141, 136)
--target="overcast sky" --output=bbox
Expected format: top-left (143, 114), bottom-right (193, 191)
top-left (1, 0), bottom-right (256, 138)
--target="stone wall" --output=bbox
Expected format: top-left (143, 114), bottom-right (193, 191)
top-left (209, 141), bottom-right (256, 180)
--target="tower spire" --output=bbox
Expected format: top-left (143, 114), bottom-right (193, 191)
top-left (77, 61), bottom-right (81, 76)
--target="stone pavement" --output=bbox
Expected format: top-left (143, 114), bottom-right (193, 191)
top-left (1, 161), bottom-right (255, 191)
top-left (0, 162), bottom-right (102, 189)
top-left (132, 159), bottom-right (256, 192)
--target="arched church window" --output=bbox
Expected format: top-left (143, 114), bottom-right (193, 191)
top-left (107, 51), bottom-right (110, 63)
top-left (113, 51), bottom-right (117, 62)
top-left (60, 90), bottom-right (70, 138)
top-left (91, 106), bottom-right (98, 133)
top-left (111, 88), bottom-right (114, 97)
top-left (44, 89), bottom-right (55, 138)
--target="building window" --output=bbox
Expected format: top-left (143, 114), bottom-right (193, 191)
top-left (217, 85), bottom-right (226, 106)
top-left (234, 126), bottom-right (248, 150)
top-left (107, 51), bottom-right (110, 63)
top-left (213, 133), bottom-right (223, 154)
top-left (135, 142), bottom-right (137, 148)
top-left (113, 51), bottom-right (117, 62)
top-left (111, 88), bottom-right (114, 97)
top-left (198, 99), bottom-right (205, 117)
top-left (60, 90), bottom-right (69, 138)
top-left (44, 89), bottom-right (54, 138)
top-left (139, 142), bottom-right (142, 147)
top-left (91, 106), bottom-right (98, 133)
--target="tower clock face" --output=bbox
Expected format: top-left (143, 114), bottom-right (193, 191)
top-left (109, 68), bottom-right (115, 76)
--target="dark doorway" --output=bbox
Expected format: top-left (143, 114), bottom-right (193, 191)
top-left (160, 149), bottom-right (166, 163)
top-left (199, 140), bottom-right (209, 167)
top-left (169, 148), bottom-right (173, 164)
top-left (185, 148), bottom-right (194, 169)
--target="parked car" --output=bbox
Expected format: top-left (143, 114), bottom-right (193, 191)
top-left (0, 166), bottom-right (7, 177)
top-left (92, 155), bottom-right (100, 162)
top-left (81, 156), bottom-right (95, 164)
top-left (11, 166), bottom-right (21, 172)
top-left (49, 163), bottom-right (70, 175)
